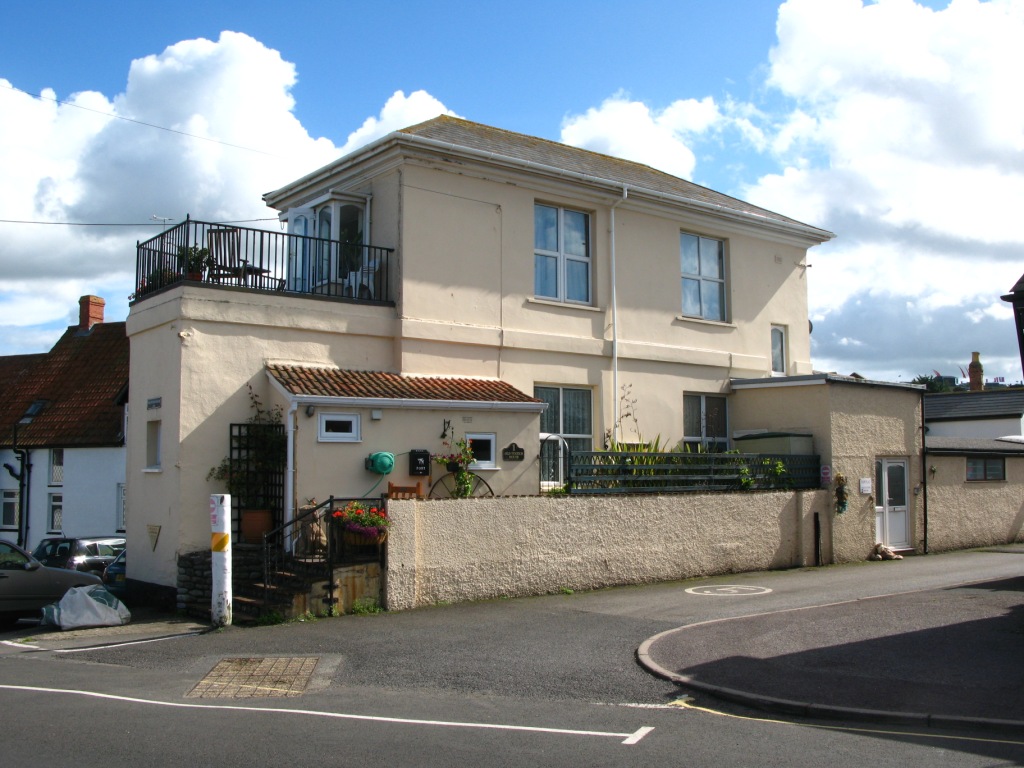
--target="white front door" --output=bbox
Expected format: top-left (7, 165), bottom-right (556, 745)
top-left (875, 458), bottom-right (910, 548)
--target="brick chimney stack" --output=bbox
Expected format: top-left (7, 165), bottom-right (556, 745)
top-left (79, 295), bottom-right (105, 331)
top-left (968, 351), bottom-right (984, 392)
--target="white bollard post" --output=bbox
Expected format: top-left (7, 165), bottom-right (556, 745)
top-left (210, 494), bottom-right (232, 626)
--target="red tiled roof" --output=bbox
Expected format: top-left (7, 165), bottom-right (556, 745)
top-left (267, 365), bottom-right (542, 405)
top-left (0, 323), bottom-right (129, 448)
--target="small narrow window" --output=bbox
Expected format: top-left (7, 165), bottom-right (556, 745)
top-left (116, 483), bottom-right (127, 532)
top-left (146, 420), bottom-right (161, 469)
top-left (1, 489), bottom-right (18, 529)
top-left (318, 412), bottom-right (361, 442)
top-left (466, 433), bottom-right (497, 469)
top-left (771, 325), bottom-right (787, 375)
top-left (50, 448), bottom-right (64, 485)
top-left (48, 493), bottom-right (63, 532)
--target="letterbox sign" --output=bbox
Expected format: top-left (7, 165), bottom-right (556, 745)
top-left (409, 449), bottom-right (431, 477)
top-left (502, 442), bottom-right (525, 462)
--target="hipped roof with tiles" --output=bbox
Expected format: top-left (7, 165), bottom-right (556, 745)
top-left (0, 323), bottom-right (129, 448)
top-left (266, 116), bottom-right (834, 243)
top-left (267, 365), bottom-right (543, 408)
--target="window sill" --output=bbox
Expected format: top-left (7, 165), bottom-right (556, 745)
top-left (142, 467), bottom-right (162, 474)
top-left (674, 315), bottom-right (735, 328)
top-left (528, 297), bottom-right (602, 313)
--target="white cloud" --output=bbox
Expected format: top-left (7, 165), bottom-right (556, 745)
top-left (743, 0), bottom-right (1024, 382)
top-left (337, 90), bottom-right (458, 156)
top-left (560, 94), bottom-right (726, 179)
top-left (0, 33), bottom-right (454, 355)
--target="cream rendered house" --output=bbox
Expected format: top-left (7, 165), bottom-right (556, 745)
top-left (125, 117), bottom-right (833, 601)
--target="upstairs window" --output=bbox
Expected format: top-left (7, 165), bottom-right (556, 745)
top-left (535, 204), bottom-right (591, 304)
top-left (681, 232), bottom-right (726, 322)
top-left (50, 448), bottom-right (64, 485)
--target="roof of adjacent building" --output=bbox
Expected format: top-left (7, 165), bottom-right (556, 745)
top-left (0, 323), bottom-right (129, 449)
top-left (266, 365), bottom-right (543, 406)
top-left (267, 115), bottom-right (833, 243)
top-left (926, 435), bottom-right (1024, 455)
top-left (924, 390), bottom-right (1024, 422)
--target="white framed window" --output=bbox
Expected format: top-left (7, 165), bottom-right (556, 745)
top-left (116, 483), bottom-right (126, 532)
top-left (466, 433), bottom-right (497, 470)
top-left (681, 232), bottom-right (726, 322)
top-left (145, 420), bottom-right (161, 469)
top-left (50, 448), bottom-right (64, 485)
top-left (536, 386), bottom-right (593, 487)
top-left (1, 489), bottom-right (18, 530)
top-left (534, 204), bottom-right (591, 304)
top-left (683, 394), bottom-right (729, 452)
top-left (771, 325), bottom-right (787, 375)
top-left (48, 493), bottom-right (63, 532)
top-left (318, 412), bottom-right (361, 442)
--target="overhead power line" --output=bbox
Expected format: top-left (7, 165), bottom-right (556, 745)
top-left (0, 218), bottom-right (279, 226)
top-left (1, 82), bottom-right (283, 158)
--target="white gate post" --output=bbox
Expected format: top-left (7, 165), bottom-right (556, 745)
top-left (210, 494), bottom-right (232, 626)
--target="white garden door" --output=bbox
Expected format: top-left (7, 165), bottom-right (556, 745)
top-left (875, 458), bottom-right (910, 549)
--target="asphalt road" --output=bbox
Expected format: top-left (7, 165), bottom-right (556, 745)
top-left (2, 546), bottom-right (1024, 766)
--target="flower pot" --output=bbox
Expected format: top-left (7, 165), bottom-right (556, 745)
top-left (240, 508), bottom-right (273, 544)
top-left (446, 462), bottom-right (462, 473)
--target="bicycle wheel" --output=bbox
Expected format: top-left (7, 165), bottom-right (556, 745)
top-left (428, 471), bottom-right (495, 498)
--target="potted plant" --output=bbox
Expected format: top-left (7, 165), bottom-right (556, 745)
top-left (331, 500), bottom-right (390, 546)
top-left (431, 437), bottom-right (476, 498)
top-left (207, 385), bottom-right (287, 542)
top-left (177, 245), bottom-right (211, 281)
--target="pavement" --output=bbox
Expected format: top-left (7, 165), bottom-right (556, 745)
top-left (638, 553), bottom-right (1024, 733)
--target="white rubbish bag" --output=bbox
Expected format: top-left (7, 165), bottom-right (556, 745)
top-left (41, 585), bottom-right (131, 630)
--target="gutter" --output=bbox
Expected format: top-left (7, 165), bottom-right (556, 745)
top-left (610, 186), bottom-right (627, 442)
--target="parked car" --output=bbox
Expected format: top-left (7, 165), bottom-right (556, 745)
top-left (32, 536), bottom-right (126, 577)
top-left (0, 539), bottom-right (102, 628)
top-left (102, 548), bottom-right (127, 598)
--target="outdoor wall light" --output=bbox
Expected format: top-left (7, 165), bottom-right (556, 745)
top-left (305, 405), bottom-right (315, 418)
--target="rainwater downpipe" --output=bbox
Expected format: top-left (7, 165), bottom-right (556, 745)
top-left (285, 401), bottom-right (297, 536)
top-left (610, 186), bottom-right (627, 443)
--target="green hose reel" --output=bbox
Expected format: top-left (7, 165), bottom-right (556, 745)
top-left (364, 451), bottom-right (395, 475)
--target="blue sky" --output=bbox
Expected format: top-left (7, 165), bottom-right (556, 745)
top-left (1, 0), bottom-right (1022, 385)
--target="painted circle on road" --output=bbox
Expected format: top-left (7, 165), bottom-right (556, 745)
top-left (684, 585), bottom-right (773, 596)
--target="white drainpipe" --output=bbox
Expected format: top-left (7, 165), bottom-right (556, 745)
top-left (610, 186), bottom-right (628, 443)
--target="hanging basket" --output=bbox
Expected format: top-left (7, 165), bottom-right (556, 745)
top-left (342, 530), bottom-right (388, 547)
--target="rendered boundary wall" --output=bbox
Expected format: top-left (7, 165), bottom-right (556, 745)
top-left (384, 490), bottom-right (829, 611)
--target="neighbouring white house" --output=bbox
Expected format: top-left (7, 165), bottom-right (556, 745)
top-left (125, 115), bottom-right (846, 602)
top-left (0, 296), bottom-right (129, 551)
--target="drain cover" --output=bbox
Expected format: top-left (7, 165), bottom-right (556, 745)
top-left (188, 657), bottom-right (319, 699)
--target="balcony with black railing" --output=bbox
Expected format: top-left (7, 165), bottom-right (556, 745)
top-left (133, 217), bottom-right (394, 305)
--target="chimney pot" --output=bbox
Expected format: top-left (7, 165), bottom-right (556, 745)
top-left (968, 351), bottom-right (984, 392)
top-left (79, 295), bottom-right (105, 331)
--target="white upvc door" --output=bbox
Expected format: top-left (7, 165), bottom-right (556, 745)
top-left (875, 458), bottom-right (910, 548)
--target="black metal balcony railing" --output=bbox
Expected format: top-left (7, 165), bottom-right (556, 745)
top-left (133, 217), bottom-right (394, 304)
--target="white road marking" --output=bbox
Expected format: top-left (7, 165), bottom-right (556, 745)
top-left (0, 684), bottom-right (654, 745)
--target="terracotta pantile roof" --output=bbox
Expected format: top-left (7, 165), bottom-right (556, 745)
top-left (398, 116), bottom-right (833, 239)
top-left (0, 323), bottom-right (129, 448)
top-left (267, 365), bottom-right (542, 406)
